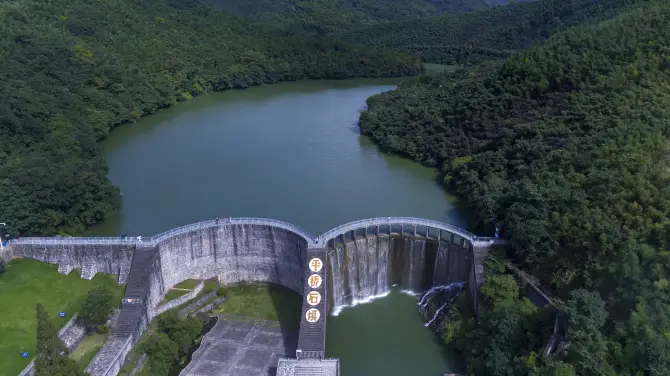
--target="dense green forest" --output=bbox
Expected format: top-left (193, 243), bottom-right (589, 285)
top-left (0, 0), bottom-right (421, 236)
top-left (359, 0), bottom-right (670, 374)
top-left (339, 0), bottom-right (645, 65)
top-left (203, 0), bottom-right (528, 34)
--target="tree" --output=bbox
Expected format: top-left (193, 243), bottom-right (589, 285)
top-left (0, 259), bottom-right (6, 274)
top-left (78, 285), bottom-right (115, 330)
top-left (34, 304), bottom-right (86, 376)
top-left (560, 289), bottom-right (612, 376)
top-left (157, 312), bottom-right (203, 358)
top-left (145, 334), bottom-right (179, 376)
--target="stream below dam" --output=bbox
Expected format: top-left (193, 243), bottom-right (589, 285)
top-left (87, 78), bottom-right (466, 375)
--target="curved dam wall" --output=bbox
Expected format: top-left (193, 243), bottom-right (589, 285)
top-left (328, 235), bottom-right (472, 309)
top-left (156, 223), bottom-right (308, 293)
top-left (81, 223), bottom-right (309, 376)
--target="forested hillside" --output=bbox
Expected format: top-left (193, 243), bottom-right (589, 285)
top-left (359, 0), bottom-right (670, 374)
top-left (204, 0), bottom-right (531, 34)
top-left (339, 0), bottom-right (645, 65)
top-left (0, 0), bottom-right (420, 236)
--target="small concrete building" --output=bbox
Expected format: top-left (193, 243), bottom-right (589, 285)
top-left (277, 358), bottom-right (340, 376)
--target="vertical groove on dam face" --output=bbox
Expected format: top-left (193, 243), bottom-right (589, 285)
top-left (328, 234), bottom-right (470, 312)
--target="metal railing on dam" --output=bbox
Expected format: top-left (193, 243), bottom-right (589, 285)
top-left (7, 216), bottom-right (504, 248)
top-left (7, 218), bottom-right (315, 247)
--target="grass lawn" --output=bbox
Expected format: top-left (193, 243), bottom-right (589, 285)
top-left (0, 258), bottom-right (125, 376)
top-left (173, 279), bottom-right (200, 290)
top-left (71, 333), bottom-right (107, 370)
top-left (211, 283), bottom-right (301, 328)
top-left (161, 289), bottom-right (190, 303)
top-left (202, 278), bottom-right (218, 294)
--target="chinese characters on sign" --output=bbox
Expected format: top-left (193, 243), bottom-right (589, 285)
top-left (309, 257), bottom-right (323, 273)
top-left (308, 274), bottom-right (322, 289)
top-left (305, 308), bottom-right (321, 323)
top-left (305, 257), bottom-right (323, 323)
top-left (307, 291), bottom-right (322, 306)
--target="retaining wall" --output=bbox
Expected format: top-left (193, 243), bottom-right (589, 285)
top-left (18, 313), bottom-right (87, 376)
top-left (85, 337), bottom-right (132, 376)
top-left (8, 243), bottom-right (134, 283)
top-left (178, 290), bottom-right (218, 317)
top-left (154, 280), bottom-right (205, 316)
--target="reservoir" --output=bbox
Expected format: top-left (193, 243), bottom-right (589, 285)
top-left (89, 78), bottom-right (465, 375)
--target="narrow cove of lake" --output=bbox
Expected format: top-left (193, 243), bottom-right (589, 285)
top-left (89, 78), bottom-right (466, 375)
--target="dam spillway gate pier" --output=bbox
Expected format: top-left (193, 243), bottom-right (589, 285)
top-left (3, 217), bottom-right (504, 376)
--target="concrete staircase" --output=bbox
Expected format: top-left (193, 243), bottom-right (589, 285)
top-left (294, 366), bottom-right (323, 376)
top-left (111, 248), bottom-right (158, 339)
top-left (296, 248), bottom-right (327, 359)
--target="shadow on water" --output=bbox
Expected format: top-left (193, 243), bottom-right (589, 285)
top-left (267, 283), bottom-right (302, 359)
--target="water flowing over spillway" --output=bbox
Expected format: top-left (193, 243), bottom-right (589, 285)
top-left (328, 235), bottom-right (472, 316)
top-left (417, 282), bottom-right (466, 327)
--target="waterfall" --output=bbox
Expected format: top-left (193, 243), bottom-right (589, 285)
top-left (376, 236), bottom-right (389, 296)
top-left (329, 235), bottom-right (466, 317)
top-left (329, 236), bottom-right (392, 315)
top-left (409, 239), bottom-right (426, 291)
top-left (345, 240), bottom-right (360, 301)
top-left (417, 282), bottom-right (465, 328)
top-left (433, 242), bottom-right (449, 285)
top-left (329, 243), bottom-right (347, 309)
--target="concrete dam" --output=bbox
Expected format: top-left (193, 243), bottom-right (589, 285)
top-left (4, 217), bottom-right (504, 376)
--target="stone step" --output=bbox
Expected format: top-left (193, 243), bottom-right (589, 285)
top-left (111, 248), bottom-right (158, 338)
top-left (294, 367), bottom-right (323, 376)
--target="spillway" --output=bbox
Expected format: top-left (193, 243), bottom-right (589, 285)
top-left (327, 234), bottom-right (472, 315)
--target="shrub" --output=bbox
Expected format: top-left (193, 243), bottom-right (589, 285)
top-left (97, 324), bottom-right (110, 334)
top-left (79, 285), bottom-right (115, 330)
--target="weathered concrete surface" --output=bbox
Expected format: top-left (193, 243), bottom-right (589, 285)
top-left (8, 243), bottom-right (134, 283)
top-left (179, 290), bottom-right (218, 317)
top-left (85, 337), bottom-right (132, 376)
top-left (277, 358), bottom-right (340, 376)
top-left (84, 223), bottom-right (309, 376)
top-left (157, 224), bottom-right (307, 294)
top-left (154, 280), bottom-right (205, 317)
top-left (180, 316), bottom-right (298, 376)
